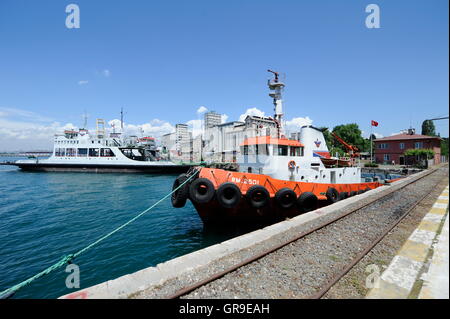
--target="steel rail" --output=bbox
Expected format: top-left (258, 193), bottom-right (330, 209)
top-left (167, 166), bottom-right (442, 299)
top-left (309, 172), bottom-right (447, 299)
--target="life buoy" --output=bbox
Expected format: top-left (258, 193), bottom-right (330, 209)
top-left (297, 192), bottom-right (318, 213)
top-left (216, 182), bottom-right (242, 209)
top-left (189, 178), bottom-right (215, 204)
top-left (171, 173), bottom-right (190, 208)
top-left (288, 160), bottom-right (296, 169)
top-left (326, 187), bottom-right (340, 204)
top-left (246, 185), bottom-right (270, 208)
top-left (275, 188), bottom-right (297, 209)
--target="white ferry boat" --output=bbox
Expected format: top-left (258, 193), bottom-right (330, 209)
top-left (3, 125), bottom-right (192, 173)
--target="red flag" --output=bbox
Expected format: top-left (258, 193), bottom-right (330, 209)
top-left (371, 120), bottom-right (379, 127)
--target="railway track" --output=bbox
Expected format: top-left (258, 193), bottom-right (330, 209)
top-left (133, 165), bottom-right (448, 299)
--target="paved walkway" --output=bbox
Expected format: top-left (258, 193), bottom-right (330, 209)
top-left (366, 185), bottom-right (449, 299)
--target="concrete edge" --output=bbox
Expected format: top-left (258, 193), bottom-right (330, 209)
top-left (59, 168), bottom-right (435, 299)
top-left (366, 184), bottom-right (449, 299)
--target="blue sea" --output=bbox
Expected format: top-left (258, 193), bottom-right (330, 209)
top-left (0, 157), bottom-right (250, 299)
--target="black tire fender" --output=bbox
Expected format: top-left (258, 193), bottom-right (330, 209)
top-left (189, 178), bottom-right (215, 204)
top-left (275, 188), bottom-right (297, 209)
top-left (216, 182), bottom-right (242, 209)
top-left (297, 192), bottom-right (318, 213)
top-left (339, 192), bottom-right (348, 200)
top-left (171, 174), bottom-right (189, 208)
top-left (245, 185), bottom-right (270, 209)
top-left (350, 191), bottom-right (357, 197)
top-left (326, 187), bottom-right (340, 204)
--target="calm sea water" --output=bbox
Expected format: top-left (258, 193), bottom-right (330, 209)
top-left (0, 157), bottom-right (252, 299)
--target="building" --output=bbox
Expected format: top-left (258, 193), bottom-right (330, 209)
top-left (373, 129), bottom-right (442, 165)
top-left (204, 111), bottom-right (222, 129)
top-left (203, 115), bottom-right (279, 163)
top-left (175, 124), bottom-right (190, 153)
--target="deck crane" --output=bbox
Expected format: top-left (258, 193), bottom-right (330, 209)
top-left (331, 132), bottom-right (360, 158)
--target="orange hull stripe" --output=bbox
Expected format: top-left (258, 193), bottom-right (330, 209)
top-left (199, 168), bottom-right (382, 199)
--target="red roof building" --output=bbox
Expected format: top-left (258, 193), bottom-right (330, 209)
top-left (373, 131), bottom-right (442, 165)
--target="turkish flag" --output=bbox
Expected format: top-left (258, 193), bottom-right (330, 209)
top-left (371, 120), bottom-right (379, 127)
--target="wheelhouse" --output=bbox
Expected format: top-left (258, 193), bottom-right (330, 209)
top-left (240, 136), bottom-right (304, 157)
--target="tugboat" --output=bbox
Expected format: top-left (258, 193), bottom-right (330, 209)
top-left (171, 70), bottom-right (383, 223)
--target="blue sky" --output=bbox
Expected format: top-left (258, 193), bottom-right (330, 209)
top-left (0, 0), bottom-right (448, 151)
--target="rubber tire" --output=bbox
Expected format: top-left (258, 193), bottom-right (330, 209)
top-left (171, 174), bottom-right (189, 208)
top-left (297, 192), bottom-right (318, 213)
top-left (364, 188), bottom-right (371, 193)
top-left (357, 190), bottom-right (364, 195)
top-left (326, 187), bottom-right (340, 204)
top-left (246, 185), bottom-right (270, 209)
top-left (339, 192), bottom-right (348, 200)
top-left (275, 188), bottom-right (297, 209)
top-left (350, 191), bottom-right (357, 197)
top-left (189, 178), bottom-right (215, 204)
top-left (216, 182), bottom-right (242, 209)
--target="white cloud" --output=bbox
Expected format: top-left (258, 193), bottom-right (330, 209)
top-left (78, 80), bottom-right (89, 85)
top-left (238, 107), bottom-right (265, 122)
top-left (107, 119), bottom-right (175, 137)
top-left (221, 114), bottom-right (229, 123)
top-left (102, 69), bottom-right (111, 77)
top-left (186, 119), bottom-right (203, 138)
top-left (0, 118), bottom-right (73, 151)
top-left (283, 117), bottom-right (313, 134)
top-left (196, 106), bottom-right (208, 115)
top-left (0, 107), bottom-right (54, 123)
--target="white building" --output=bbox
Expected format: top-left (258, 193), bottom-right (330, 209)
top-left (203, 115), bottom-right (278, 163)
top-left (204, 111), bottom-right (222, 129)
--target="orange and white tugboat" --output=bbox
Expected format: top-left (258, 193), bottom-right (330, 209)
top-left (171, 71), bottom-right (383, 223)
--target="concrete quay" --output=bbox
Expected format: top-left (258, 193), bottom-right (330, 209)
top-left (59, 166), bottom-right (444, 299)
top-left (366, 185), bottom-right (449, 299)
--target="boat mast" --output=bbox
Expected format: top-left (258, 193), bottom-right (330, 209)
top-left (120, 107), bottom-right (124, 131)
top-left (268, 69), bottom-right (285, 138)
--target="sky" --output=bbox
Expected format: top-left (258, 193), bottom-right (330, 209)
top-left (0, 0), bottom-right (448, 151)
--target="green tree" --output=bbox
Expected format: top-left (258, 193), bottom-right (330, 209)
top-left (331, 123), bottom-right (367, 154)
top-left (441, 137), bottom-right (449, 157)
top-left (421, 120), bottom-right (436, 136)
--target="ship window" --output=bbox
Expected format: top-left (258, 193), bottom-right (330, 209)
top-left (78, 148), bottom-right (88, 157)
top-left (55, 148), bottom-right (65, 156)
top-left (100, 148), bottom-right (115, 157)
top-left (277, 145), bottom-right (288, 156)
top-left (290, 146), bottom-right (303, 156)
top-left (243, 145), bottom-right (249, 155)
top-left (255, 144), bottom-right (269, 155)
top-left (89, 148), bottom-right (99, 157)
top-left (66, 148), bottom-right (77, 157)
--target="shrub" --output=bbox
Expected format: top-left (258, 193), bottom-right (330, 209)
top-left (364, 162), bottom-right (379, 167)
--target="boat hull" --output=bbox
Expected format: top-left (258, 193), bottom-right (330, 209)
top-left (7, 162), bottom-right (193, 174)
top-left (186, 167), bottom-right (383, 224)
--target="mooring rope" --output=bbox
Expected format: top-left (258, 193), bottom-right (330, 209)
top-left (0, 169), bottom-right (199, 299)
